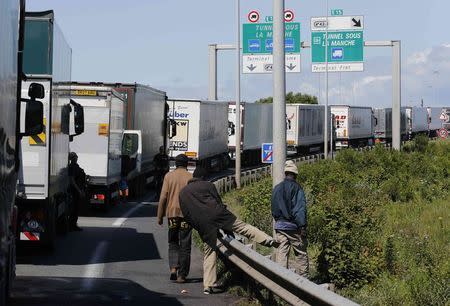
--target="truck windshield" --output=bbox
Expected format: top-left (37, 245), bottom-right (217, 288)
top-left (122, 133), bottom-right (138, 156)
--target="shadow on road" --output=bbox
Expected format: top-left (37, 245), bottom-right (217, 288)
top-left (17, 226), bottom-right (161, 265)
top-left (10, 276), bottom-right (183, 306)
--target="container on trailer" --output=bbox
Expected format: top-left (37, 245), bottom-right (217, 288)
top-left (286, 104), bottom-right (328, 154)
top-left (63, 84), bottom-right (125, 206)
top-left (373, 108), bottom-right (408, 142)
top-left (427, 107), bottom-right (445, 134)
top-left (69, 82), bottom-right (167, 197)
top-left (16, 10), bottom-right (82, 247)
top-left (331, 105), bottom-right (373, 148)
top-left (228, 103), bottom-right (273, 165)
top-left (168, 99), bottom-right (228, 170)
top-left (405, 107), bottom-right (428, 135)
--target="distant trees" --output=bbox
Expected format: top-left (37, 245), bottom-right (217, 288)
top-left (255, 92), bottom-right (318, 104)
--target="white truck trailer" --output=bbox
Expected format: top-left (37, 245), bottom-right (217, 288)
top-left (168, 99), bottom-right (229, 171)
top-left (63, 84), bottom-right (125, 208)
top-left (228, 103), bottom-right (273, 165)
top-left (16, 11), bottom-right (84, 247)
top-left (331, 105), bottom-right (373, 148)
top-left (405, 107), bottom-right (428, 139)
top-left (68, 82), bottom-right (168, 198)
top-left (373, 108), bottom-right (408, 143)
top-left (286, 104), bottom-right (328, 154)
top-left (427, 107), bottom-right (445, 137)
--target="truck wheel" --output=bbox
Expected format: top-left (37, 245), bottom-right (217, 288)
top-left (0, 272), bottom-right (6, 306)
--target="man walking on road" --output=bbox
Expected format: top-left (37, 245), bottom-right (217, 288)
top-left (179, 167), bottom-right (279, 294)
top-left (153, 145), bottom-right (169, 197)
top-left (271, 160), bottom-right (309, 276)
top-left (157, 154), bottom-right (192, 283)
top-left (68, 152), bottom-right (86, 231)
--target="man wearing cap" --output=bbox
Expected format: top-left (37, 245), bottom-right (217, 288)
top-left (271, 160), bottom-right (309, 276)
top-left (179, 167), bottom-right (279, 294)
top-left (157, 154), bottom-right (193, 283)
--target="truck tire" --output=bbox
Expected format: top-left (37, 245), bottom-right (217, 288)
top-left (5, 239), bottom-right (15, 303)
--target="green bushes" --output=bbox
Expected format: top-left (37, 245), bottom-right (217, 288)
top-left (223, 139), bottom-right (450, 303)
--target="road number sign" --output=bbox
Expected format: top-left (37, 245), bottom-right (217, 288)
top-left (248, 11), bottom-right (260, 23)
top-left (331, 9), bottom-right (344, 16)
top-left (438, 128), bottom-right (448, 139)
top-left (261, 143), bottom-right (273, 163)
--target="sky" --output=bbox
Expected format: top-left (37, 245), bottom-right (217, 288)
top-left (27, 0), bottom-right (449, 107)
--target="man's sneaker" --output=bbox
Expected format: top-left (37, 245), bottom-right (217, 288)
top-left (203, 286), bottom-right (224, 295)
top-left (269, 239), bottom-right (280, 248)
top-left (176, 276), bottom-right (186, 283)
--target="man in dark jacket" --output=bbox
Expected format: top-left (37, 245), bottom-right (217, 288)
top-left (271, 160), bottom-right (308, 276)
top-left (68, 152), bottom-right (86, 231)
top-left (153, 146), bottom-right (169, 196)
top-left (179, 167), bottom-right (278, 294)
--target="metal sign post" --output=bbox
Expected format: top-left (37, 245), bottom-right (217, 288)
top-left (235, 0), bottom-right (242, 189)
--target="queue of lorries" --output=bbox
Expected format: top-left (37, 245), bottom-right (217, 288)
top-left (1, 3), bottom-right (449, 304)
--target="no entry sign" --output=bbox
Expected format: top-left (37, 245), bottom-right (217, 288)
top-left (248, 11), bottom-right (260, 23)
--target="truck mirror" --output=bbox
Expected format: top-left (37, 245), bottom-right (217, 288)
top-left (28, 82), bottom-right (45, 100)
top-left (69, 99), bottom-right (84, 141)
top-left (72, 101), bottom-right (84, 135)
top-left (61, 104), bottom-right (71, 135)
top-left (169, 119), bottom-right (177, 139)
top-left (23, 100), bottom-right (44, 136)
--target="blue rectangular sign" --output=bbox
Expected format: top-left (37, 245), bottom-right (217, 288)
top-left (264, 38), bottom-right (296, 53)
top-left (261, 143), bottom-right (273, 164)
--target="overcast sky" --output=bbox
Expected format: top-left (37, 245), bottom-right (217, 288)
top-left (27, 0), bottom-right (448, 107)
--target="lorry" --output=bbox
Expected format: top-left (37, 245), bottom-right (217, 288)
top-left (1, 0), bottom-right (45, 302)
top-left (286, 104), bottom-right (328, 154)
top-left (61, 84), bottom-right (125, 208)
top-left (405, 106), bottom-right (428, 139)
top-left (16, 11), bottom-right (84, 247)
top-left (373, 108), bottom-right (408, 143)
top-left (228, 103), bottom-right (273, 166)
top-left (331, 105), bottom-right (373, 148)
top-left (73, 83), bottom-right (168, 198)
top-left (168, 99), bottom-right (229, 171)
top-left (427, 107), bottom-right (445, 137)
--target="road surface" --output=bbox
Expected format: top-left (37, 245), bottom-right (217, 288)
top-left (11, 193), bottom-right (238, 306)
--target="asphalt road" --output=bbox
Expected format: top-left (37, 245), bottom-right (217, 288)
top-left (11, 192), bottom-right (238, 306)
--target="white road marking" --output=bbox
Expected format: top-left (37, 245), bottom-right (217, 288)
top-left (112, 203), bottom-right (144, 227)
top-left (81, 240), bottom-right (108, 291)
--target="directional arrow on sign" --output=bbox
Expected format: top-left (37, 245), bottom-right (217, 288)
top-left (286, 63), bottom-right (297, 71)
top-left (352, 18), bottom-right (362, 27)
top-left (247, 64), bottom-right (257, 71)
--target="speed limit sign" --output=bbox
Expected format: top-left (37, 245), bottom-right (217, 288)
top-left (438, 128), bottom-right (448, 139)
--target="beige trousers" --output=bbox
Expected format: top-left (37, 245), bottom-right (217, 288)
top-left (275, 229), bottom-right (309, 277)
top-left (203, 219), bottom-right (274, 288)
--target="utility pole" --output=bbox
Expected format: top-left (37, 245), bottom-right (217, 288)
top-left (323, 0), bottom-right (329, 158)
top-left (235, 0), bottom-right (242, 189)
top-left (272, 0), bottom-right (286, 187)
top-left (392, 40), bottom-right (401, 150)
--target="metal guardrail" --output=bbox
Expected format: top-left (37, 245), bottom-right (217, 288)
top-left (217, 234), bottom-right (359, 306)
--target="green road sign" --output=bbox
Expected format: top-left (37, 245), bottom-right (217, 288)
top-left (311, 30), bottom-right (363, 72)
top-left (243, 22), bottom-right (301, 54)
top-left (311, 31), bottom-right (363, 62)
top-left (331, 9), bottom-right (344, 16)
